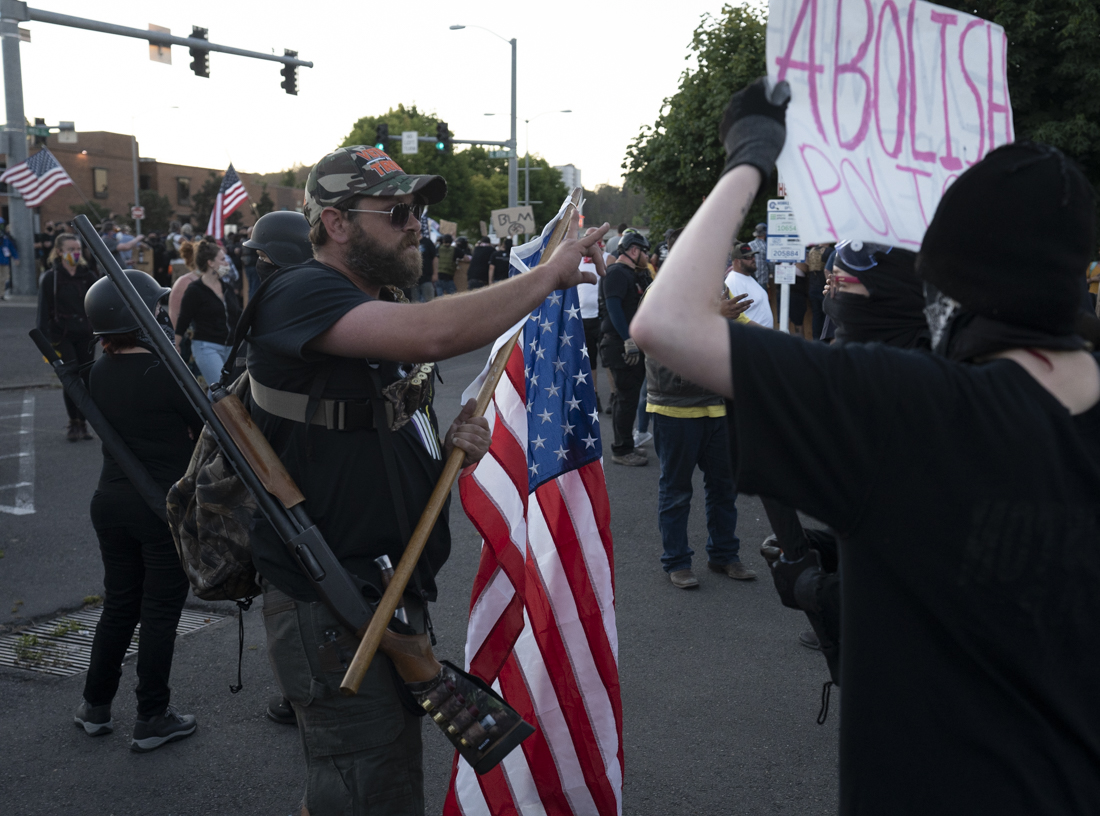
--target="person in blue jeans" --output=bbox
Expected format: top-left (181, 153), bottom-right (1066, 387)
top-left (645, 352), bottom-right (756, 588)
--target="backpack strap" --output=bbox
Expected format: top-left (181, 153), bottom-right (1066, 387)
top-left (217, 264), bottom-right (297, 387)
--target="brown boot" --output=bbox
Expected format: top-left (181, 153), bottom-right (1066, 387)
top-left (66, 421), bottom-right (81, 442)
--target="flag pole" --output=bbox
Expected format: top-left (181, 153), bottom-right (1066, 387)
top-left (340, 187), bottom-right (582, 696)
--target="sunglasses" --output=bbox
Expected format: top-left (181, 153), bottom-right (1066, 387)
top-left (344, 202), bottom-right (424, 230)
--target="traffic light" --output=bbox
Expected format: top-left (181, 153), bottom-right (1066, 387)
top-left (435, 121), bottom-right (451, 152)
top-left (375, 123), bottom-right (389, 150)
top-left (280, 50), bottom-right (298, 96)
top-left (33, 118), bottom-right (47, 146)
top-left (189, 26), bottom-right (209, 78)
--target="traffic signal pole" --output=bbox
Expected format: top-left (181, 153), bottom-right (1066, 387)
top-left (0, 0), bottom-right (312, 295)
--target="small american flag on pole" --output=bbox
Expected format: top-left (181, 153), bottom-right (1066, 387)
top-left (445, 197), bottom-right (623, 816)
top-left (0, 148), bottom-right (74, 208)
top-left (205, 164), bottom-right (249, 238)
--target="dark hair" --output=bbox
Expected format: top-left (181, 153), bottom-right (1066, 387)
top-left (617, 223), bottom-right (628, 233)
top-left (100, 331), bottom-right (139, 354)
top-left (442, 234), bottom-right (453, 245)
top-left (195, 239), bottom-right (221, 272)
top-left (309, 198), bottom-right (362, 248)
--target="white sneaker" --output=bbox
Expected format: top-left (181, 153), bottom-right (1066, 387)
top-left (633, 430), bottom-right (653, 448)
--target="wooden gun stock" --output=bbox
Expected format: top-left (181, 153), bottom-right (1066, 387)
top-left (211, 391), bottom-right (305, 510)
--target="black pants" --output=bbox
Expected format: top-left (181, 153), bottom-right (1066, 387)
top-left (607, 363), bottom-right (646, 455)
top-left (83, 490), bottom-right (189, 717)
top-left (808, 271), bottom-right (827, 340)
top-left (56, 333), bottom-right (95, 421)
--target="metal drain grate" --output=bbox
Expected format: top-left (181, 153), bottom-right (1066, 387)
top-left (0, 607), bottom-right (225, 677)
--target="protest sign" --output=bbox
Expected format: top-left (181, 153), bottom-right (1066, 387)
top-left (490, 206), bottom-right (536, 237)
top-left (438, 219), bottom-right (458, 237)
top-left (767, 0), bottom-right (1013, 247)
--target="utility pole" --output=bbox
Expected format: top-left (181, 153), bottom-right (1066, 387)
top-left (0, 0), bottom-right (312, 295)
top-left (508, 37), bottom-right (517, 210)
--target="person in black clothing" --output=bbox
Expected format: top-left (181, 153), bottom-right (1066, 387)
top-left (466, 235), bottom-right (494, 289)
top-left (598, 230), bottom-right (650, 466)
top-left (490, 237), bottom-right (512, 283)
top-left (74, 271), bottom-right (203, 753)
top-left (37, 232), bottom-right (99, 441)
top-left (635, 78), bottom-right (1100, 816)
top-left (416, 234), bottom-right (437, 302)
top-left (174, 240), bottom-right (242, 387)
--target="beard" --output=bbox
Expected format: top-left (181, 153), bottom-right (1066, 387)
top-left (344, 219), bottom-right (421, 289)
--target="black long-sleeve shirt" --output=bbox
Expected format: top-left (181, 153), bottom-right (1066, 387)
top-left (175, 278), bottom-right (241, 346)
top-left (37, 261), bottom-right (98, 342)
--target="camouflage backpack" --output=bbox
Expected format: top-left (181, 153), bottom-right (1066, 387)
top-left (166, 371), bottom-right (260, 602)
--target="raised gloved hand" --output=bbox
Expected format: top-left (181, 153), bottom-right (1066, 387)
top-left (719, 77), bottom-right (791, 179)
top-left (623, 337), bottom-right (641, 366)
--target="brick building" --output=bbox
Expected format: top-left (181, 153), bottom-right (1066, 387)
top-left (0, 130), bottom-right (302, 232)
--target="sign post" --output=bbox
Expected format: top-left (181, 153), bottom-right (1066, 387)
top-left (766, 199), bottom-right (805, 334)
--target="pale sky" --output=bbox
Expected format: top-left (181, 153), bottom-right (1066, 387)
top-left (11, 0), bottom-right (737, 188)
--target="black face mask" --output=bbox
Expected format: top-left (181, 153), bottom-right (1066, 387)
top-left (825, 249), bottom-right (930, 349)
top-left (255, 257), bottom-right (278, 282)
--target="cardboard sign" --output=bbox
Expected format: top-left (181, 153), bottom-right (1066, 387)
top-left (438, 219), bottom-right (458, 237)
top-left (767, 0), bottom-right (1013, 247)
top-left (490, 206), bottom-right (536, 237)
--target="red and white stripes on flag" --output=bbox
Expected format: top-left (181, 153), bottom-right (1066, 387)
top-left (205, 164), bottom-right (249, 238)
top-left (445, 204), bottom-right (622, 816)
top-left (0, 148), bottom-right (73, 208)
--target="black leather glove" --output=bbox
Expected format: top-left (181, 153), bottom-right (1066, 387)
top-left (719, 77), bottom-right (791, 179)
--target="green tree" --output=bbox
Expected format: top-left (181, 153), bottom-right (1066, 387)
top-left (624, 4), bottom-right (770, 241)
top-left (256, 183), bottom-right (275, 218)
top-left (519, 154), bottom-right (570, 233)
top-left (581, 184), bottom-right (649, 231)
top-left (69, 201), bottom-right (110, 225)
top-left (190, 171), bottom-right (222, 235)
top-left (137, 190), bottom-right (173, 233)
top-left (936, 0), bottom-right (1100, 221)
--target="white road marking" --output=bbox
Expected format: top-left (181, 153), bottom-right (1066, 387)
top-left (0, 392), bottom-right (34, 515)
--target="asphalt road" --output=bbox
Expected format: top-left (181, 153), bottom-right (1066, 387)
top-left (0, 300), bottom-right (838, 815)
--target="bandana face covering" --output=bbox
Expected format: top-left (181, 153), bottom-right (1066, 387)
top-left (135, 302), bottom-right (176, 352)
top-left (255, 257), bottom-right (278, 282)
top-left (63, 250), bottom-right (81, 266)
top-left (825, 246), bottom-right (930, 349)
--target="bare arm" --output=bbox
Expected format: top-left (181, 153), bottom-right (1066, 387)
top-left (312, 218), bottom-right (609, 361)
top-left (631, 166), bottom-right (762, 398)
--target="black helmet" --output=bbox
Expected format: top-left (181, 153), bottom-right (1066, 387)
top-left (618, 231), bottom-right (650, 255)
top-left (242, 211), bottom-right (312, 268)
top-left (85, 271), bottom-right (170, 335)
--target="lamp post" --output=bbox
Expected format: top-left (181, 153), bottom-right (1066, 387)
top-left (449, 24), bottom-right (517, 208)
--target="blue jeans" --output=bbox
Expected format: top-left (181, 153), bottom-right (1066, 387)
top-left (636, 380), bottom-right (650, 434)
top-left (191, 339), bottom-right (232, 386)
top-left (652, 412), bottom-right (741, 573)
top-left (435, 278), bottom-right (456, 297)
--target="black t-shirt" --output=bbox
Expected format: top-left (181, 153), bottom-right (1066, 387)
top-left (245, 261), bottom-right (451, 603)
top-left (490, 249), bottom-right (510, 281)
top-left (418, 238), bottom-right (436, 285)
top-left (89, 352), bottom-right (202, 493)
top-left (467, 245), bottom-right (494, 283)
top-left (727, 322), bottom-right (1100, 815)
top-left (598, 262), bottom-right (646, 339)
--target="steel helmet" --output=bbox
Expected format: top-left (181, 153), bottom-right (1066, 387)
top-left (84, 271), bottom-right (170, 335)
top-left (242, 211), bottom-right (313, 268)
top-left (617, 230), bottom-right (650, 255)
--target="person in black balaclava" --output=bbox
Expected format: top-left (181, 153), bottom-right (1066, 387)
top-left (822, 242), bottom-right (930, 349)
top-left (242, 211), bottom-right (313, 285)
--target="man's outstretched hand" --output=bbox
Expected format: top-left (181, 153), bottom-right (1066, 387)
top-left (542, 213), bottom-right (610, 289)
top-left (719, 292), bottom-right (753, 321)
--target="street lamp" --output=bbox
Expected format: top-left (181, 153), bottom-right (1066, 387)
top-left (450, 24), bottom-right (517, 208)
top-left (522, 110), bottom-right (571, 207)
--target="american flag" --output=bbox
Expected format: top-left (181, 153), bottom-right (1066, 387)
top-left (0, 148), bottom-right (73, 208)
top-left (445, 199), bottom-right (623, 816)
top-left (205, 164), bottom-right (249, 238)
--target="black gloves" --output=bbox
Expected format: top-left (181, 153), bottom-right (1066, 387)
top-left (719, 77), bottom-right (791, 179)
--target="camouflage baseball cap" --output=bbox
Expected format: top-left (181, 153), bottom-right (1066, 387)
top-left (303, 146), bottom-right (447, 226)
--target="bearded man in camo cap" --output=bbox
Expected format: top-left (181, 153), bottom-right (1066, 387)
top-left (245, 144), bottom-right (609, 814)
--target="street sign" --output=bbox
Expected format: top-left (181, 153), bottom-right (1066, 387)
top-left (130, 206), bottom-right (145, 220)
top-left (766, 199), bottom-right (804, 262)
top-left (491, 206), bottom-right (535, 237)
top-left (57, 131), bottom-right (77, 144)
top-left (26, 126), bottom-right (49, 137)
top-left (489, 150), bottom-right (515, 160)
top-left (774, 263), bottom-right (797, 284)
top-left (401, 131), bottom-right (418, 155)
top-left (148, 24), bottom-right (171, 64)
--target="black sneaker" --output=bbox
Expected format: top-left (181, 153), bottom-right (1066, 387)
top-left (266, 695), bottom-right (296, 725)
top-left (130, 705), bottom-right (197, 753)
top-left (74, 699), bottom-right (113, 736)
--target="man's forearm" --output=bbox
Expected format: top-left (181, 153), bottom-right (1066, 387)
top-left (631, 165), bottom-right (762, 397)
